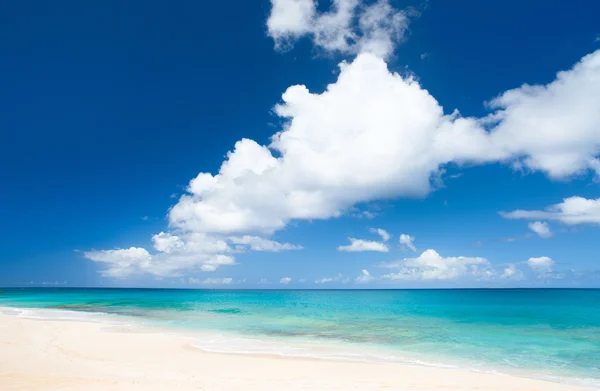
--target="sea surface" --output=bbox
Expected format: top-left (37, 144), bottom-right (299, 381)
top-left (1, 288), bottom-right (599, 388)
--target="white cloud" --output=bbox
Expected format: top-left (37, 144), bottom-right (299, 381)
top-left (315, 273), bottom-right (349, 284)
top-left (370, 228), bottom-right (391, 241)
top-left (338, 238), bottom-right (389, 252)
top-left (83, 247), bottom-right (152, 278)
top-left (267, 0), bottom-right (410, 59)
top-left (485, 51), bottom-right (600, 179)
top-left (528, 256), bottom-right (554, 272)
top-left (267, 0), bottom-right (315, 43)
top-left (399, 234), bottom-right (416, 252)
top-left (355, 269), bottom-right (373, 283)
top-left (155, 51), bottom-right (600, 251)
top-left (269, 1), bottom-right (600, 176)
top-left (501, 264), bottom-right (524, 280)
top-left (502, 197), bottom-right (600, 225)
top-left (380, 249), bottom-right (489, 281)
top-left (229, 235), bottom-right (303, 252)
top-left (527, 257), bottom-right (565, 280)
top-left (152, 232), bottom-right (185, 253)
top-left (84, 237), bottom-right (236, 278)
top-left (280, 276), bottom-right (292, 284)
top-left (85, 232), bottom-right (300, 278)
top-left (85, 25), bottom-right (600, 279)
top-left (152, 232), bottom-right (232, 255)
top-left (528, 221), bottom-right (553, 238)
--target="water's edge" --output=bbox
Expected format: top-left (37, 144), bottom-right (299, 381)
top-left (1, 304), bottom-right (598, 390)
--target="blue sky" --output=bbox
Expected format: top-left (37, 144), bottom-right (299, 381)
top-left (1, 0), bottom-right (599, 288)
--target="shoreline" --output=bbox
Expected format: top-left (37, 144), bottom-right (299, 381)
top-left (0, 311), bottom-right (595, 391)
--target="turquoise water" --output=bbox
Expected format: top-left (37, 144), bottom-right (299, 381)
top-left (1, 288), bottom-right (599, 387)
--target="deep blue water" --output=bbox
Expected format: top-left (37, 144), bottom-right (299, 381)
top-left (1, 288), bottom-right (599, 387)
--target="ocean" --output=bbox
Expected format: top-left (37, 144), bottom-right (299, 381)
top-left (1, 288), bottom-right (599, 388)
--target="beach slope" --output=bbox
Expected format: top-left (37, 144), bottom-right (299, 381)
top-left (0, 314), bottom-right (590, 391)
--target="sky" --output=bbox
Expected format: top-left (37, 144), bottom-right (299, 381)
top-left (1, 0), bottom-right (599, 289)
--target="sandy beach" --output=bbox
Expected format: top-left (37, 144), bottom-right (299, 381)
top-left (0, 314), bottom-right (592, 391)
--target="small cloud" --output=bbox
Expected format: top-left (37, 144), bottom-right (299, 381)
top-left (355, 269), bottom-right (374, 283)
top-left (420, 52), bottom-right (430, 60)
top-left (502, 233), bottom-right (534, 242)
top-left (528, 221), bottom-right (552, 238)
top-left (229, 236), bottom-right (303, 252)
top-left (338, 238), bottom-right (389, 252)
top-left (350, 209), bottom-right (377, 219)
top-left (399, 234), bottom-right (416, 252)
top-left (370, 228), bottom-right (391, 242)
top-left (280, 277), bottom-right (292, 284)
top-left (527, 256), bottom-right (554, 273)
top-left (501, 264), bottom-right (523, 280)
top-left (258, 278), bottom-right (269, 284)
top-left (315, 274), bottom-right (349, 284)
top-left (141, 216), bottom-right (149, 221)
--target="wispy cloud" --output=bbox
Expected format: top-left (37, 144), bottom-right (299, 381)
top-left (501, 197), bottom-right (600, 226)
top-left (355, 269), bottom-right (374, 283)
top-left (370, 228), bottom-right (391, 242)
top-left (315, 274), bottom-right (349, 284)
top-left (399, 234), bottom-right (416, 252)
top-left (267, 0), bottom-right (412, 59)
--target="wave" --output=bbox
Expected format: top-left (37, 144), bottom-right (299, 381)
top-left (0, 305), bottom-right (124, 325)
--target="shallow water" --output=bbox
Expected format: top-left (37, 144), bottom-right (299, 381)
top-left (1, 288), bottom-right (599, 388)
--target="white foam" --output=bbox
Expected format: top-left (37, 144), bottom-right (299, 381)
top-left (0, 306), bottom-right (124, 326)
top-left (190, 332), bottom-right (462, 368)
top-left (190, 333), bottom-right (600, 389)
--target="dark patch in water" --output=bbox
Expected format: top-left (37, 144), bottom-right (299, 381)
top-left (49, 304), bottom-right (148, 318)
top-left (255, 328), bottom-right (398, 344)
top-left (208, 308), bottom-right (243, 314)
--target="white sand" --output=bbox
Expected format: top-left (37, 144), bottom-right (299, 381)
top-left (0, 314), bottom-right (591, 391)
